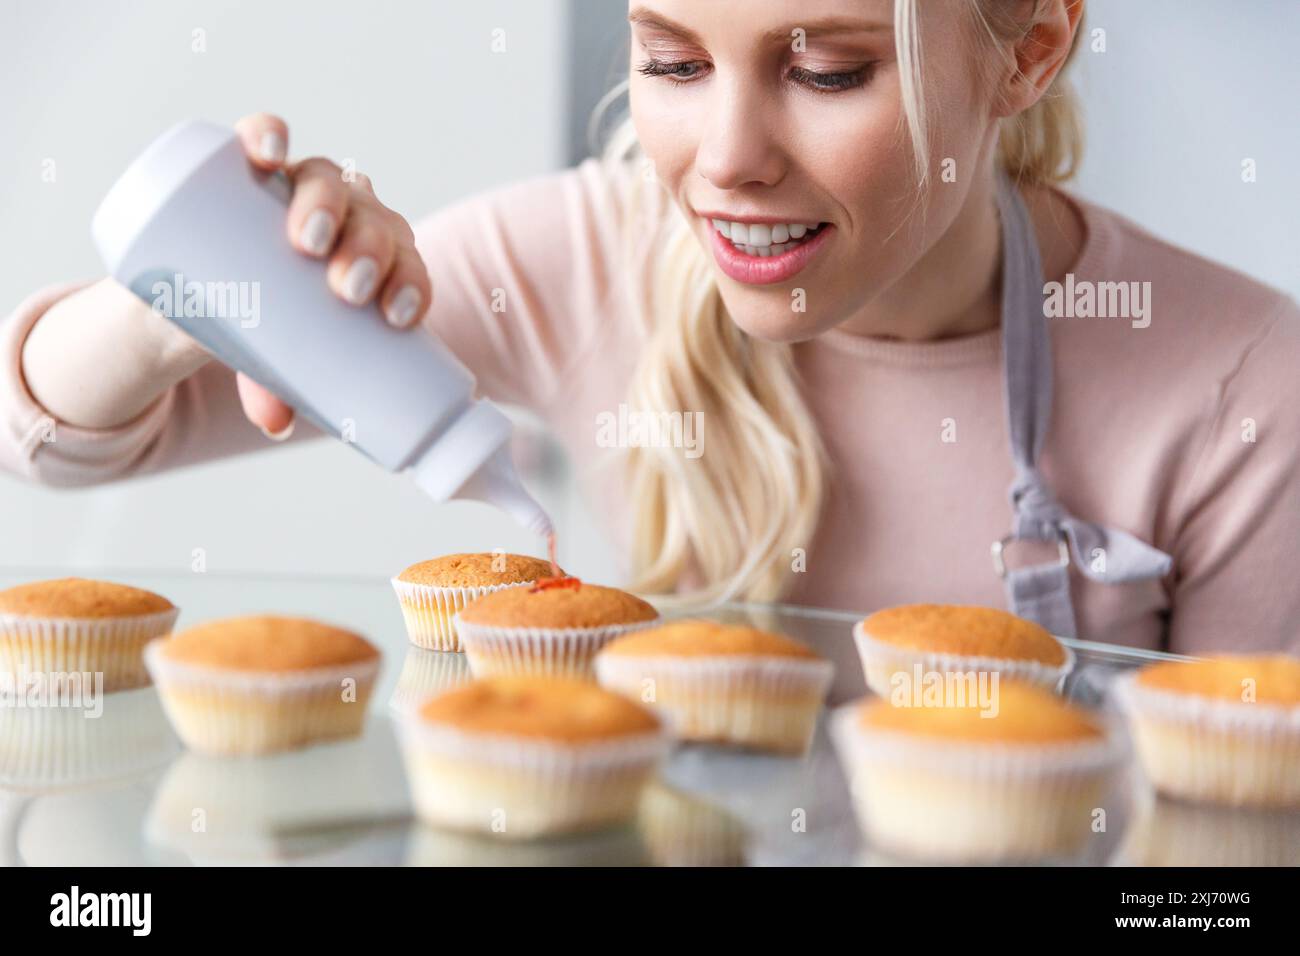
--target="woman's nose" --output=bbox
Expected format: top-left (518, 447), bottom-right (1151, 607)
top-left (693, 78), bottom-right (786, 191)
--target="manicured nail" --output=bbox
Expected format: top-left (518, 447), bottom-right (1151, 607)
top-left (342, 256), bottom-right (379, 304)
top-left (259, 130), bottom-right (287, 164)
top-left (299, 209), bottom-right (336, 256)
top-left (260, 417), bottom-right (296, 442)
top-left (385, 285), bottom-right (422, 327)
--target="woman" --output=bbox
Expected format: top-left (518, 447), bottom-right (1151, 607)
top-left (3, 0), bottom-right (1297, 653)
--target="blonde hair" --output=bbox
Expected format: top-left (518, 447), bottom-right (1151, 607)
top-left (606, 0), bottom-right (1084, 605)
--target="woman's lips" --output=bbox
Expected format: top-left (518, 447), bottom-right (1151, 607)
top-left (707, 222), bottom-right (834, 285)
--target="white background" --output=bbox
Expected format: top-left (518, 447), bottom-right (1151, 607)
top-left (1, 0), bottom-right (1296, 590)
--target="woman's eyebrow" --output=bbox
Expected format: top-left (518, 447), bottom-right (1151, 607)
top-left (628, 9), bottom-right (891, 43)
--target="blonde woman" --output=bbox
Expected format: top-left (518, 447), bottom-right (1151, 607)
top-left (3, 0), bottom-right (1297, 653)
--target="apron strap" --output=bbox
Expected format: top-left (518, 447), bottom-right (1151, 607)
top-left (994, 171), bottom-right (1173, 638)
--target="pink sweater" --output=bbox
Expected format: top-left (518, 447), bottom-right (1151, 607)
top-left (3, 160), bottom-right (1298, 655)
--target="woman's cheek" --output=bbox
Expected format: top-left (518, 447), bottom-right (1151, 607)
top-left (628, 82), bottom-right (695, 186)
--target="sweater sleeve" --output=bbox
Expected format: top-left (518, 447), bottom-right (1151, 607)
top-left (1166, 296), bottom-right (1300, 655)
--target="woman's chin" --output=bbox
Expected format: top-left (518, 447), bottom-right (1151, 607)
top-left (720, 300), bottom-right (838, 344)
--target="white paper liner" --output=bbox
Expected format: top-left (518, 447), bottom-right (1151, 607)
top-left (143, 641), bottom-right (380, 756)
top-left (455, 614), bottom-right (661, 680)
top-left (1112, 672), bottom-right (1300, 808)
top-left (397, 713), bottom-right (670, 839)
top-left (594, 653), bottom-right (833, 753)
top-left (388, 647), bottom-right (472, 714)
top-left (0, 687), bottom-right (179, 792)
top-left (852, 619), bottom-right (1075, 696)
top-left (830, 702), bottom-right (1128, 863)
top-left (1118, 792), bottom-right (1300, 866)
top-left (0, 607), bottom-right (180, 692)
top-left (390, 578), bottom-right (537, 652)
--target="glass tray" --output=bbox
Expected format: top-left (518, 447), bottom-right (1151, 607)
top-left (2, 571), bottom-right (1295, 866)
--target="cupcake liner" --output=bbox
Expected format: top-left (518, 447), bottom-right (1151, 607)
top-left (397, 714), bottom-right (670, 839)
top-left (144, 642), bottom-right (380, 756)
top-left (456, 615), bottom-right (661, 680)
top-left (0, 608), bottom-right (180, 692)
top-left (830, 703), bottom-right (1128, 863)
top-left (388, 647), bottom-right (473, 714)
top-left (1112, 672), bottom-right (1300, 808)
top-left (1118, 792), bottom-right (1300, 866)
top-left (390, 578), bottom-right (537, 652)
top-left (0, 686), bottom-right (179, 793)
top-left (594, 653), bottom-right (833, 753)
top-left (852, 619), bottom-right (1075, 697)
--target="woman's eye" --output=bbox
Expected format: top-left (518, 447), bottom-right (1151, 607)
top-left (789, 65), bottom-right (871, 93)
top-left (637, 58), bottom-right (710, 82)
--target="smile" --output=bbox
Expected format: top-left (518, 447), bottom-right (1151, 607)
top-left (702, 217), bottom-right (833, 285)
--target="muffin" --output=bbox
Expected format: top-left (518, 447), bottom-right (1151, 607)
top-left (831, 681), bottom-right (1126, 863)
top-left (594, 619), bottom-right (833, 753)
top-left (1114, 654), bottom-right (1300, 808)
top-left (144, 615), bottom-right (381, 756)
top-left (391, 553), bottom-right (558, 652)
top-left (854, 604), bottom-right (1073, 696)
top-left (398, 675), bottom-right (669, 839)
top-left (0, 578), bottom-right (179, 692)
top-left (455, 578), bottom-right (659, 678)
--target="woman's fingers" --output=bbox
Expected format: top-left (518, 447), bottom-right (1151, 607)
top-left (327, 207), bottom-right (397, 306)
top-left (379, 246), bottom-right (432, 328)
top-left (286, 157), bottom-right (349, 258)
top-left (236, 372), bottom-right (296, 440)
top-left (234, 113), bottom-right (289, 170)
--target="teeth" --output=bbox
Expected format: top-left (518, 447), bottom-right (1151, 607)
top-left (711, 218), bottom-right (821, 248)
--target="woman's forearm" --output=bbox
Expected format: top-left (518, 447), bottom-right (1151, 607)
top-left (20, 278), bottom-right (211, 429)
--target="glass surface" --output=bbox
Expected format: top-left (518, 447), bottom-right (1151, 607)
top-left (1, 571), bottom-right (1295, 866)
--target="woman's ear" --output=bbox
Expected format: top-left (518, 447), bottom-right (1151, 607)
top-left (995, 0), bottom-right (1084, 118)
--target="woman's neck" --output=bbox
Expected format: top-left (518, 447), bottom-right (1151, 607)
top-left (835, 174), bottom-right (1085, 343)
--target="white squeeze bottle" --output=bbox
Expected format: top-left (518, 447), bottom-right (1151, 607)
top-left (91, 119), bottom-right (553, 539)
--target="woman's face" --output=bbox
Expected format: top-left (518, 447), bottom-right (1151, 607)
top-left (628, 0), bottom-right (998, 342)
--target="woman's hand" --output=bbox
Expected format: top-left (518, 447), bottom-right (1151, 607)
top-left (232, 113), bottom-right (431, 439)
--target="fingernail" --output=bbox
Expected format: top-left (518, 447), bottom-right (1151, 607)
top-left (260, 418), bottom-right (296, 442)
top-left (342, 256), bottom-right (379, 304)
top-left (385, 285), bottom-right (423, 327)
top-left (259, 130), bottom-right (287, 164)
top-left (300, 209), bottom-right (336, 256)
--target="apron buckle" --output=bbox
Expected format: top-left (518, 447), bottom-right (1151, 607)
top-left (991, 530), bottom-right (1070, 579)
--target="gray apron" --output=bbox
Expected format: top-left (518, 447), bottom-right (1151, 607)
top-left (990, 172), bottom-right (1172, 638)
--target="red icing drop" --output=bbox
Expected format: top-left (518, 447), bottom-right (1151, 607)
top-left (530, 575), bottom-right (581, 593)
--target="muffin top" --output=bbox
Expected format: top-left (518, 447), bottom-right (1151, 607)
top-left (1135, 655), bottom-right (1300, 705)
top-left (419, 676), bottom-right (661, 741)
top-left (397, 553), bottom-right (557, 588)
top-left (862, 604), bottom-right (1067, 666)
top-left (156, 615), bottom-right (379, 672)
top-left (859, 681), bottom-right (1103, 744)
top-left (601, 619), bottom-right (821, 660)
top-left (457, 579), bottom-right (658, 629)
top-left (0, 577), bottom-right (174, 619)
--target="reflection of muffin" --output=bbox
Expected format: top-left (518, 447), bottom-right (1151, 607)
top-left (832, 681), bottom-right (1125, 863)
top-left (1115, 655), bottom-right (1300, 808)
top-left (0, 578), bottom-right (179, 692)
top-left (145, 615), bottom-right (381, 756)
top-left (398, 676), bottom-right (668, 839)
top-left (388, 647), bottom-right (472, 714)
top-left (456, 579), bottom-right (659, 679)
top-left (391, 553), bottom-right (557, 652)
top-left (854, 604), bottom-right (1072, 696)
top-left (638, 783), bottom-right (748, 866)
top-left (595, 620), bottom-right (833, 753)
